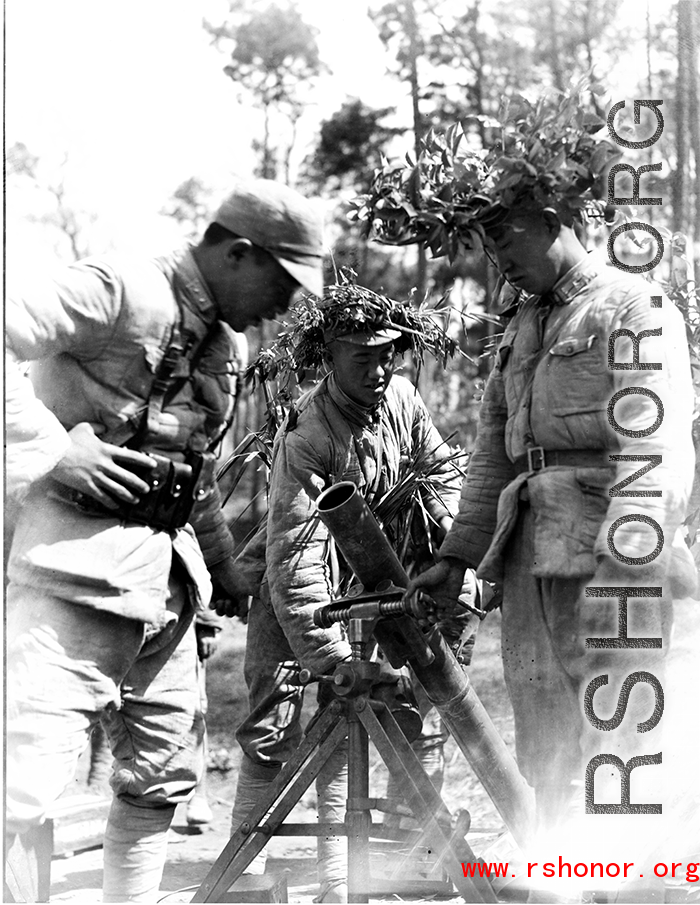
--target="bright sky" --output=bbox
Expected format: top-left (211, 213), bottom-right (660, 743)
top-left (4, 0), bottom-right (671, 266)
top-left (4, 0), bottom-right (400, 262)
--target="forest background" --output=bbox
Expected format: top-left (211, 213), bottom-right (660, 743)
top-left (5, 0), bottom-right (700, 548)
top-left (4, 8), bottom-right (700, 894)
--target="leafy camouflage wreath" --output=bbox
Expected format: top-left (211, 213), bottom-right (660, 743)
top-left (219, 271), bottom-right (469, 552)
top-left (247, 268), bottom-right (461, 395)
top-left (351, 80), bottom-right (621, 260)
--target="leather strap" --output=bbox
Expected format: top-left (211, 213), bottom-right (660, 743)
top-left (513, 447), bottom-right (611, 474)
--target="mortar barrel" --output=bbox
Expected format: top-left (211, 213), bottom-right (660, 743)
top-left (316, 481), bottom-right (535, 848)
top-left (316, 481), bottom-right (409, 590)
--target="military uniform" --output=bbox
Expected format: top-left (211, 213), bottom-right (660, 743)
top-left (5, 246), bottom-right (243, 899)
top-left (233, 371), bottom-right (474, 890)
top-left (439, 253), bottom-right (696, 827)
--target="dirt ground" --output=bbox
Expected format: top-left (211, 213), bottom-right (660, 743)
top-left (43, 601), bottom-right (700, 904)
top-left (45, 610), bottom-right (514, 903)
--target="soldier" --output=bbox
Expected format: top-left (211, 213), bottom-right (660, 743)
top-left (4, 178), bottom-right (323, 902)
top-left (406, 168), bottom-right (696, 843)
top-left (218, 280), bottom-right (481, 902)
top-left (359, 90), bottom-right (697, 898)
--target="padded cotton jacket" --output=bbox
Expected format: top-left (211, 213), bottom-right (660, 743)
top-left (264, 373), bottom-right (463, 674)
top-left (6, 246), bottom-right (243, 622)
top-left (440, 253), bottom-right (696, 595)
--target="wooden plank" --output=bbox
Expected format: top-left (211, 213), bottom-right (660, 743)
top-left (48, 795), bottom-right (111, 857)
top-left (213, 874), bottom-right (288, 903)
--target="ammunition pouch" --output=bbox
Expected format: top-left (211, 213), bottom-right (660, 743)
top-left (50, 451), bottom-right (216, 532)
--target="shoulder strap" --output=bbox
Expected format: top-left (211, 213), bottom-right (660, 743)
top-left (103, 278), bottom-right (215, 449)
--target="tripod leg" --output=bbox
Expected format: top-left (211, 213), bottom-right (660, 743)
top-left (193, 705), bottom-right (347, 902)
top-left (358, 702), bottom-right (497, 903)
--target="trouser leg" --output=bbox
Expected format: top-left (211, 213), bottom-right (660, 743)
top-left (229, 756), bottom-right (281, 875)
top-left (4, 827), bottom-right (51, 903)
top-left (88, 720), bottom-right (113, 795)
top-left (384, 675), bottom-right (447, 826)
top-left (316, 739), bottom-right (348, 890)
top-left (4, 588), bottom-right (142, 837)
top-left (407, 707), bottom-right (446, 793)
top-left (501, 508), bottom-right (591, 833)
top-left (384, 715), bottom-right (445, 832)
top-left (235, 598), bottom-right (305, 768)
top-left (4, 586), bottom-right (144, 902)
top-left (102, 800), bottom-right (175, 903)
top-left (186, 730), bottom-right (213, 826)
top-left (410, 678), bottom-right (448, 792)
top-left (102, 574), bottom-right (202, 902)
top-left (232, 598), bottom-right (305, 872)
top-left (501, 505), bottom-right (671, 837)
top-left (187, 659), bottom-right (213, 826)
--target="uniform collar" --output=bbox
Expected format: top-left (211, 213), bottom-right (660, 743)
top-left (546, 252), bottom-right (602, 306)
top-left (505, 253), bottom-right (604, 314)
top-left (156, 245), bottom-right (219, 326)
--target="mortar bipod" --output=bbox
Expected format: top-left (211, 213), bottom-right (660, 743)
top-left (192, 601), bottom-right (497, 904)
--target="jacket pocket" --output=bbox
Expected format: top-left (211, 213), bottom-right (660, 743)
top-left (550, 334), bottom-right (597, 357)
top-left (544, 332), bottom-right (608, 416)
top-left (528, 466), bottom-right (612, 578)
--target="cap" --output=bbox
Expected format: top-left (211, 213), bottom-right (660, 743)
top-left (213, 179), bottom-right (324, 296)
top-left (324, 326), bottom-right (402, 346)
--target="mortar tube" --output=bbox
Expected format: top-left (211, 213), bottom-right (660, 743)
top-left (316, 481), bottom-right (535, 849)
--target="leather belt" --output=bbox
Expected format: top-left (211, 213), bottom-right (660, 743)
top-left (513, 446), bottom-right (611, 474)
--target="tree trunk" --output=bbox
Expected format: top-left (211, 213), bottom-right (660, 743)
top-left (672, 0), bottom-right (692, 233)
top-left (583, 0), bottom-right (603, 116)
top-left (471, 0), bottom-right (487, 146)
top-left (284, 108), bottom-right (301, 186)
top-left (404, 0), bottom-right (428, 302)
top-left (688, 1), bottom-right (700, 253)
top-left (548, 0), bottom-right (564, 92)
top-left (262, 101), bottom-right (275, 180)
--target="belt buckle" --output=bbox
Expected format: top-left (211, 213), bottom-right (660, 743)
top-left (526, 446), bottom-right (546, 472)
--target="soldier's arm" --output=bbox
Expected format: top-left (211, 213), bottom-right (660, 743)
top-left (266, 430), bottom-right (353, 675)
top-left (6, 263), bottom-right (154, 504)
top-left (440, 364), bottom-right (515, 568)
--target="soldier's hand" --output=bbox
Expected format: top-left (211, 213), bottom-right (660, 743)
top-left (195, 624), bottom-right (220, 660)
top-left (50, 422), bottom-right (156, 507)
top-left (210, 593), bottom-right (250, 622)
top-left (208, 558), bottom-right (252, 622)
top-left (405, 558), bottom-right (467, 616)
